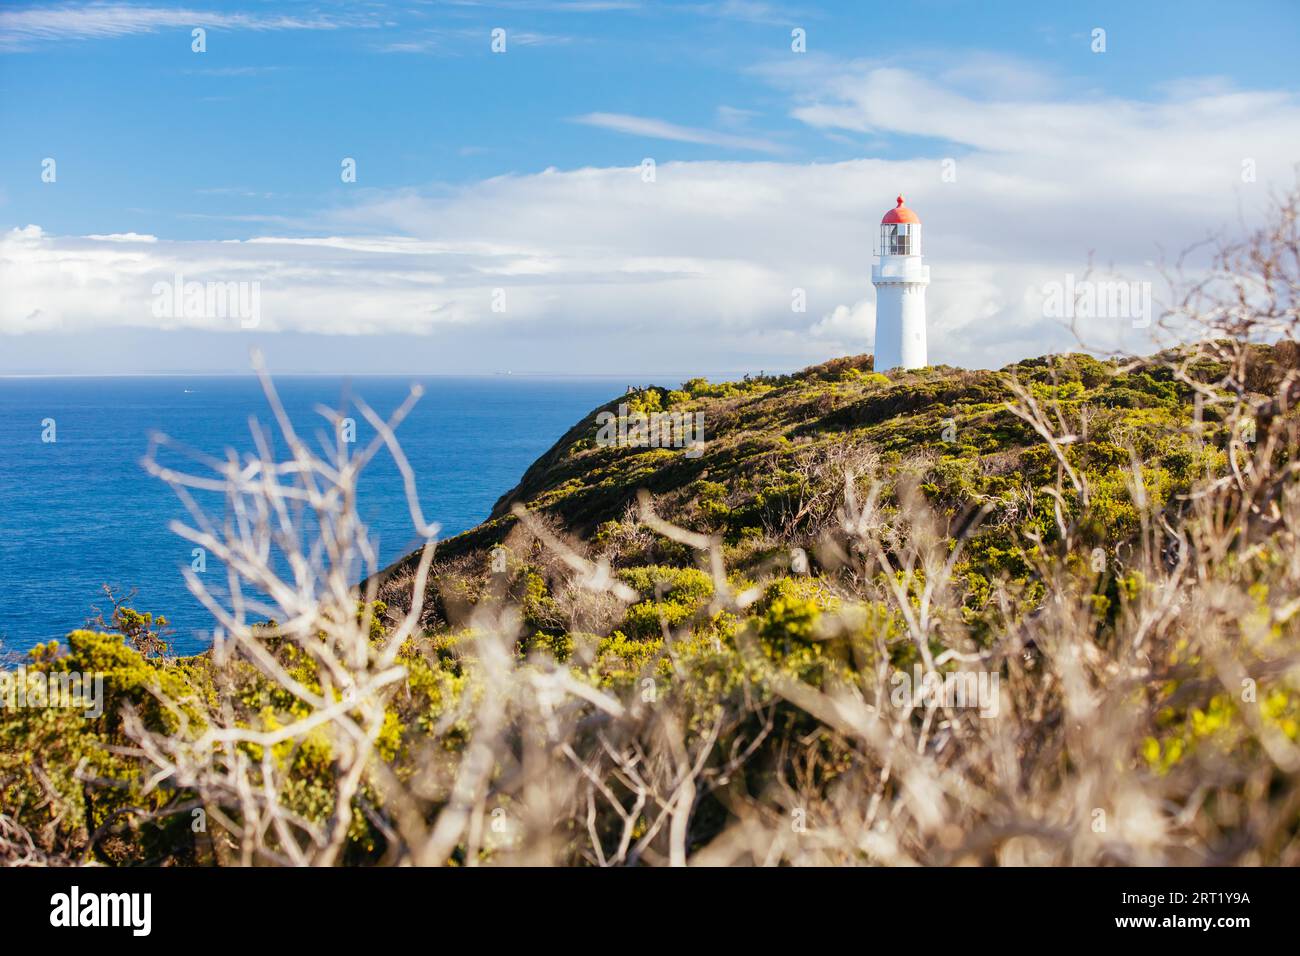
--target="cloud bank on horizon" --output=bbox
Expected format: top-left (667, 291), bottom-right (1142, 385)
top-left (1, 2), bottom-right (1297, 375)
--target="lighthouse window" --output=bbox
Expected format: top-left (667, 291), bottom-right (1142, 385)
top-left (883, 223), bottom-right (915, 256)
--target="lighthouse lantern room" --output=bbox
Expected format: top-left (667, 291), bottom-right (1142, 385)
top-left (871, 195), bottom-right (930, 372)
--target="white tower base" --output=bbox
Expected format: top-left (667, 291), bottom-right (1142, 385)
top-left (872, 256), bottom-right (929, 372)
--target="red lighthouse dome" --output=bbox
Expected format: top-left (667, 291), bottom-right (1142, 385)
top-left (882, 194), bottom-right (920, 225)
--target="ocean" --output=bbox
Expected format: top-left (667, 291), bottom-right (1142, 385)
top-left (0, 375), bottom-right (627, 655)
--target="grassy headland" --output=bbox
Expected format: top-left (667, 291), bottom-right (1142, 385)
top-left (5, 342), bottom-right (1300, 866)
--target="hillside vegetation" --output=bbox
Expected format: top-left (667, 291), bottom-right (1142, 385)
top-left (384, 347), bottom-right (1274, 648)
top-left (4, 340), bottom-right (1300, 866)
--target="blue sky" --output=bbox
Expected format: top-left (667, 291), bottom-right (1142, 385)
top-left (2, 1), bottom-right (1298, 375)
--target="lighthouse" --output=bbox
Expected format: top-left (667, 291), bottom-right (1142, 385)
top-left (871, 195), bottom-right (929, 371)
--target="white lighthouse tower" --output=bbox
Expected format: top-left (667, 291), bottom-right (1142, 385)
top-left (871, 195), bottom-right (929, 371)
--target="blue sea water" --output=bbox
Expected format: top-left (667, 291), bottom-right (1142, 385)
top-left (0, 376), bottom-right (625, 655)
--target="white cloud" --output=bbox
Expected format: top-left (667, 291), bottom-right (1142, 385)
top-left (810, 299), bottom-right (873, 344)
top-left (3, 60), bottom-right (1296, 374)
top-left (716, 104), bottom-right (761, 127)
top-left (84, 232), bottom-right (158, 243)
top-left (0, 3), bottom-right (356, 50)
top-left (374, 27), bottom-right (577, 55)
top-left (572, 112), bottom-right (786, 154)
